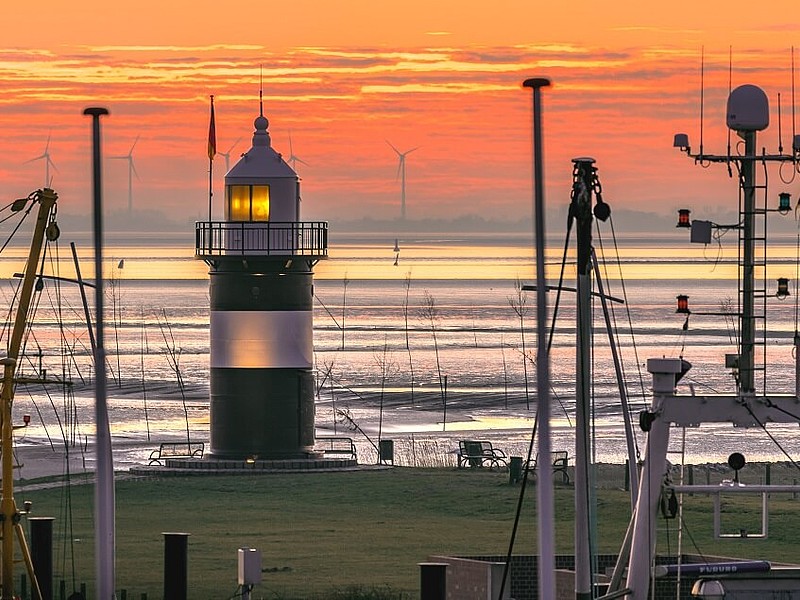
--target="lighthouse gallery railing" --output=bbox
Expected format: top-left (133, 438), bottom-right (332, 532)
top-left (195, 221), bottom-right (328, 258)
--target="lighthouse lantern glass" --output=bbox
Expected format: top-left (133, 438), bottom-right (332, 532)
top-left (251, 185), bottom-right (270, 221)
top-left (227, 184), bottom-right (271, 221)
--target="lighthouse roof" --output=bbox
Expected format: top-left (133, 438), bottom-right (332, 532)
top-left (226, 112), bottom-right (297, 182)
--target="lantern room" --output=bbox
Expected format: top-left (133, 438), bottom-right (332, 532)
top-left (224, 113), bottom-right (299, 223)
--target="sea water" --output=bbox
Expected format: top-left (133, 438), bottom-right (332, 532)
top-left (4, 230), bottom-right (800, 467)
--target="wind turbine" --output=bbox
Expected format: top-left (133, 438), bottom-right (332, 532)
top-left (110, 136), bottom-right (140, 213)
top-left (24, 134), bottom-right (58, 187)
top-left (287, 131), bottom-right (309, 172)
top-left (386, 140), bottom-right (418, 220)
top-left (218, 137), bottom-right (242, 172)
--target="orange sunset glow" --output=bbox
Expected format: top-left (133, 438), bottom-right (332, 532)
top-left (2, 1), bottom-right (800, 227)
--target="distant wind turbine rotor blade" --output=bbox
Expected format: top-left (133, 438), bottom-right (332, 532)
top-left (225, 137), bottom-right (242, 155)
top-left (23, 154), bottom-right (45, 165)
top-left (47, 156), bottom-right (59, 173)
top-left (404, 146), bottom-right (420, 156)
top-left (385, 139), bottom-right (401, 156)
top-left (131, 159), bottom-right (140, 180)
top-left (129, 135), bottom-right (140, 153)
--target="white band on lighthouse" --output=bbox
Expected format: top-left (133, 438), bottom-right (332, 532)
top-left (210, 310), bottom-right (313, 368)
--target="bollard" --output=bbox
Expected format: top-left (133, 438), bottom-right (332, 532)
top-left (163, 532), bottom-right (190, 600)
top-left (766, 463), bottom-right (771, 485)
top-left (419, 562), bottom-right (447, 600)
top-left (509, 457), bottom-right (523, 485)
top-left (30, 517), bottom-right (55, 600)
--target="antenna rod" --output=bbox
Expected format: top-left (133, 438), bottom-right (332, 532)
top-left (727, 47), bottom-right (733, 168)
top-left (792, 46), bottom-right (797, 142)
top-left (778, 93), bottom-right (784, 154)
top-left (700, 47), bottom-right (705, 158)
top-left (259, 64), bottom-right (264, 117)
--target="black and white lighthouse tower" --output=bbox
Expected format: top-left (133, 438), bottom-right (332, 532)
top-left (195, 107), bottom-right (327, 460)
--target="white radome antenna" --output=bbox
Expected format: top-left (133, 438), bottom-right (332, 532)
top-left (219, 137), bottom-right (242, 172)
top-left (386, 140), bottom-right (419, 220)
top-left (23, 134), bottom-right (58, 187)
top-left (110, 136), bottom-right (140, 213)
top-left (287, 131), bottom-right (309, 172)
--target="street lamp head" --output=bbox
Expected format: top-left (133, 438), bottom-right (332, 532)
top-left (522, 78), bottom-right (552, 89)
top-left (83, 107), bottom-right (109, 117)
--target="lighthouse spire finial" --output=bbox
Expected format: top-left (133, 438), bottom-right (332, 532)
top-left (252, 65), bottom-right (271, 147)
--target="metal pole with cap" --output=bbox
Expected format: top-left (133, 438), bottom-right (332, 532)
top-left (522, 76), bottom-right (555, 600)
top-left (83, 106), bottom-right (116, 599)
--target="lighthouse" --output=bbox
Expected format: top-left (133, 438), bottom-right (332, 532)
top-left (195, 107), bottom-right (327, 460)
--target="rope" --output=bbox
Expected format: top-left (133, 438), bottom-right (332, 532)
top-left (743, 403), bottom-right (800, 474)
top-left (546, 220), bottom-right (574, 353)
top-left (608, 215), bottom-right (649, 412)
top-left (679, 515), bottom-right (709, 564)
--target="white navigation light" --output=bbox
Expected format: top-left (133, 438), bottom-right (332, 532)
top-left (726, 84), bottom-right (769, 132)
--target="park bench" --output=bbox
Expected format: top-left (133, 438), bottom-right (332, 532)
top-left (315, 436), bottom-right (357, 460)
top-left (527, 450), bottom-right (570, 484)
top-left (148, 441), bottom-right (205, 466)
top-left (457, 440), bottom-right (508, 470)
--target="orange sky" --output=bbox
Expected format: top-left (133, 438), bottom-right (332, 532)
top-left (2, 1), bottom-right (800, 226)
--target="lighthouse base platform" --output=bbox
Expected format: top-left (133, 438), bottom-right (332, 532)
top-left (130, 456), bottom-right (390, 476)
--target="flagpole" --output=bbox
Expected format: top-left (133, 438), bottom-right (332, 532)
top-left (208, 95), bottom-right (216, 224)
top-left (208, 157), bottom-right (213, 223)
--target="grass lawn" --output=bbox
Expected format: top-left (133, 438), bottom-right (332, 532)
top-left (14, 467), bottom-right (800, 599)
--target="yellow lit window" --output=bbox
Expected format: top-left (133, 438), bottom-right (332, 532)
top-left (226, 185), bottom-right (270, 221)
top-left (251, 185), bottom-right (270, 221)
top-left (228, 185), bottom-right (250, 220)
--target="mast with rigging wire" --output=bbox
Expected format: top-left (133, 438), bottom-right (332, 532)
top-left (0, 187), bottom-right (59, 600)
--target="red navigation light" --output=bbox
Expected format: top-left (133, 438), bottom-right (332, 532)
top-left (676, 295), bottom-right (690, 314)
top-left (23, 414), bottom-right (30, 425)
top-left (677, 209), bottom-right (691, 228)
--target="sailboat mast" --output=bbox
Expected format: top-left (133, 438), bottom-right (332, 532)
top-left (0, 187), bottom-right (57, 599)
top-left (572, 158), bottom-right (595, 600)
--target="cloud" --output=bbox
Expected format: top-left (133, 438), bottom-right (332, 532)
top-left (0, 41), bottom-right (796, 222)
